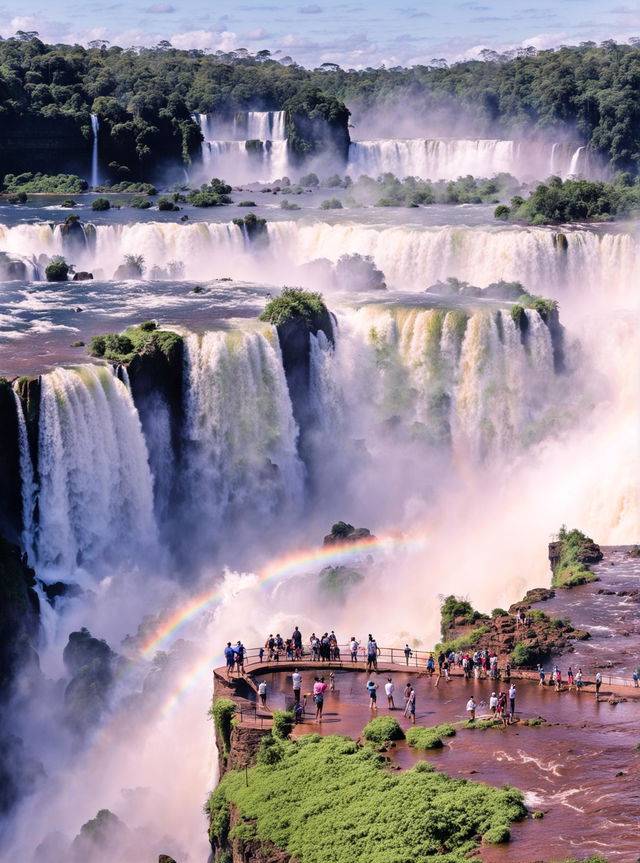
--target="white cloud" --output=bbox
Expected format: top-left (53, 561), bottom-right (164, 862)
top-left (300, 4), bottom-right (323, 13)
top-left (170, 28), bottom-right (240, 52)
top-left (145, 4), bottom-right (176, 13)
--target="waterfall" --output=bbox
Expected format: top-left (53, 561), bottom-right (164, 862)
top-left (347, 138), bottom-right (591, 181)
top-left (35, 365), bottom-right (156, 574)
top-left (182, 329), bottom-right (304, 536)
top-left (195, 110), bottom-right (290, 183)
top-left (90, 114), bottom-right (100, 188)
top-left (13, 388), bottom-right (36, 563)
top-left (568, 146), bottom-right (585, 177)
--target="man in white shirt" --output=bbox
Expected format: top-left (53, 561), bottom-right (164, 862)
top-left (466, 697), bottom-right (476, 722)
top-left (489, 692), bottom-right (498, 714)
top-left (292, 669), bottom-right (302, 704)
top-left (508, 684), bottom-right (516, 721)
top-left (258, 680), bottom-right (267, 706)
top-left (384, 677), bottom-right (395, 708)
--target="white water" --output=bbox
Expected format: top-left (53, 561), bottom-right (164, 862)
top-left (2, 220), bottom-right (639, 299)
top-left (195, 110), bottom-right (290, 183)
top-left (35, 365), bottom-right (157, 576)
top-left (347, 139), bottom-right (591, 181)
top-left (182, 328), bottom-right (304, 537)
top-left (90, 114), bottom-right (100, 188)
top-left (12, 388), bottom-right (36, 563)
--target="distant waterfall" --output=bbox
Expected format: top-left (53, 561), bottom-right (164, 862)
top-left (90, 114), bottom-right (100, 188)
top-left (347, 139), bottom-right (590, 181)
top-left (182, 329), bottom-right (304, 534)
top-left (195, 110), bottom-right (290, 183)
top-left (13, 389), bottom-right (36, 562)
top-left (35, 365), bottom-right (156, 573)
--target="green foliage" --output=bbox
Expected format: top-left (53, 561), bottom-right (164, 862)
top-left (318, 565), bottom-right (364, 598)
top-left (91, 197), bottom-right (110, 211)
top-left (552, 526), bottom-right (601, 588)
top-left (237, 200), bottom-right (256, 206)
top-left (492, 608), bottom-right (508, 617)
top-left (280, 199), bottom-right (301, 210)
top-left (319, 197), bottom-right (343, 209)
top-left (482, 824), bottom-right (510, 844)
top-left (362, 717), bottom-right (405, 743)
top-left (158, 198), bottom-right (178, 211)
top-left (45, 258), bottom-right (70, 281)
top-left (129, 196), bottom-right (152, 209)
top-left (523, 717), bottom-right (546, 727)
top-left (232, 212), bottom-right (267, 240)
top-left (498, 176), bottom-right (640, 224)
top-left (511, 642), bottom-right (533, 667)
top-left (188, 178), bottom-right (232, 207)
top-left (95, 182), bottom-right (157, 194)
top-left (347, 172), bottom-right (520, 208)
top-left (210, 697), bottom-right (236, 754)
top-left (207, 734), bottom-right (526, 862)
top-left (260, 287), bottom-right (327, 327)
top-left (440, 595), bottom-right (487, 638)
top-left (299, 172), bottom-right (319, 187)
top-left (435, 626), bottom-right (491, 656)
top-left (406, 723), bottom-right (456, 750)
top-left (272, 710), bottom-right (294, 740)
top-left (87, 321), bottom-right (182, 363)
top-left (2, 172), bottom-right (87, 193)
top-left (532, 810), bottom-right (544, 819)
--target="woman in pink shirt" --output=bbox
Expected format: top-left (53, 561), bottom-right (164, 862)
top-left (313, 676), bottom-right (327, 720)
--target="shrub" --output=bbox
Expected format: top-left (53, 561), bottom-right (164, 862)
top-left (362, 717), bottom-right (405, 743)
top-left (91, 197), bottom-right (110, 211)
top-left (272, 710), bottom-right (294, 740)
top-left (552, 526), bottom-right (602, 588)
top-left (130, 196), bottom-right (152, 209)
top-left (237, 200), bottom-right (256, 206)
top-left (188, 178), bottom-right (232, 207)
top-left (210, 697), bottom-right (236, 753)
top-left (532, 810), bottom-right (544, 819)
top-left (299, 172), bottom-right (319, 187)
top-left (492, 608), bottom-right (509, 617)
top-left (440, 595), bottom-right (485, 637)
top-left (319, 197), bottom-right (343, 209)
top-left (87, 322), bottom-right (181, 363)
top-left (61, 199), bottom-right (76, 208)
top-left (482, 824), bottom-right (510, 844)
top-left (280, 199), bottom-right (301, 210)
top-left (406, 723), bottom-right (456, 750)
top-left (71, 340), bottom-right (85, 347)
top-left (494, 204), bottom-right (510, 220)
top-left (257, 735), bottom-right (285, 765)
top-left (158, 198), bottom-right (178, 211)
top-left (260, 287), bottom-right (327, 327)
top-left (511, 642), bottom-right (532, 667)
top-left (45, 258), bottom-right (70, 281)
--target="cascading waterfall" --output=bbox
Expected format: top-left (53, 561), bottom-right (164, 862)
top-left (182, 328), bottom-right (304, 535)
top-left (35, 365), bottom-right (156, 574)
top-left (12, 388), bottom-right (36, 562)
top-left (347, 139), bottom-right (589, 181)
top-left (90, 114), bottom-right (100, 188)
top-left (2, 220), bottom-right (639, 298)
top-left (196, 110), bottom-right (289, 183)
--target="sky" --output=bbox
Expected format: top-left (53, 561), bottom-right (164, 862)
top-left (2, 0), bottom-right (639, 67)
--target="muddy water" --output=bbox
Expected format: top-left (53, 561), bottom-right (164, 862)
top-left (254, 668), bottom-right (640, 861)
top-left (534, 546), bottom-right (640, 680)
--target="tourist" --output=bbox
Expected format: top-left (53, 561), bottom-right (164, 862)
top-left (437, 651), bottom-right (445, 674)
top-left (350, 636), bottom-right (359, 661)
top-left (504, 661), bottom-right (511, 681)
top-left (508, 683), bottom-right (516, 722)
top-left (595, 671), bottom-right (602, 700)
top-left (313, 676), bottom-right (327, 720)
top-left (489, 692), bottom-right (498, 714)
top-left (497, 692), bottom-right (508, 726)
top-left (367, 678), bottom-right (378, 711)
top-left (258, 646), bottom-right (264, 663)
top-left (366, 634), bottom-right (379, 672)
top-left (406, 686), bottom-right (416, 723)
top-left (537, 664), bottom-right (545, 686)
top-left (567, 667), bottom-right (574, 691)
top-left (320, 633), bottom-right (330, 661)
top-left (426, 654), bottom-right (435, 676)
top-left (258, 680), bottom-right (267, 706)
top-left (234, 641), bottom-right (245, 673)
top-left (554, 666), bottom-right (561, 691)
top-left (403, 681), bottom-right (412, 711)
top-left (385, 677), bottom-right (395, 708)
top-left (310, 633), bottom-right (319, 661)
top-left (294, 701), bottom-right (304, 724)
top-left (267, 634), bottom-right (275, 660)
top-left (443, 657), bottom-right (451, 682)
top-left (292, 626), bottom-right (302, 656)
top-left (633, 669), bottom-right (639, 688)
top-left (576, 668), bottom-right (583, 692)
top-left (466, 696), bottom-right (476, 722)
top-left (404, 644), bottom-right (412, 665)
top-left (292, 668), bottom-right (302, 704)
top-left (224, 642), bottom-right (235, 678)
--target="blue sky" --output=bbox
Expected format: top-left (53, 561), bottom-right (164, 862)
top-left (2, 0), bottom-right (639, 67)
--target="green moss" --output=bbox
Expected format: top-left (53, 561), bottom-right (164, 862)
top-left (88, 322), bottom-right (182, 363)
top-left (362, 717), bottom-right (405, 743)
top-left (406, 723), bottom-right (456, 750)
top-left (511, 642), bottom-right (533, 667)
top-left (207, 735), bottom-right (526, 862)
top-left (209, 698), bottom-right (236, 754)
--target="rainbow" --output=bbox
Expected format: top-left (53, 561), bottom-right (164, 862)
top-left (159, 651), bottom-right (223, 720)
top-left (140, 533), bottom-right (424, 660)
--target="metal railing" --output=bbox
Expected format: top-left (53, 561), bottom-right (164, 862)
top-left (224, 645), bottom-right (639, 689)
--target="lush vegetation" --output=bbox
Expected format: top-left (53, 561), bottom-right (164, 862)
top-left (207, 734), bottom-right (526, 861)
top-left (361, 717), bottom-right (405, 743)
top-left (440, 595), bottom-right (488, 638)
top-left (495, 176), bottom-right (640, 224)
top-left (260, 288), bottom-right (327, 327)
top-left (551, 526), bottom-right (602, 588)
top-left (349, 172), bottom-right (520, 208)
top-left (271, 711), bottom-right (294, 740)
top-left (406, 723), bottom-right (457, 750)
top-left (45, 258), bottom-right (70, 281)
top-left (1, 171), bottom-right (88, 193)
top-left (187, 178), bottom-right (232, 207)
top-left (209, 697), bottom-right (236, 754)
top-left (88, 321), bottom-right (182, 363)
top-left (511, 642), bottom-right (534, 667)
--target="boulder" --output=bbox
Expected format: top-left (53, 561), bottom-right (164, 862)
top-left (73, 271), bottom-right (93, 280)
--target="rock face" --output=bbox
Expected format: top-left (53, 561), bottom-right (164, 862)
top-left (73, 271), bottom-right (93, 280)
top-left (323, 522), bottom-right (375, 546)
top-left (63, 627), bottom-right (118, 730)
top-left (0, 380), bottom-right (22, 543)
top-left (213, 803), bottom-right (296, 863)
top-left (0, 537), bottom-right (40, 694)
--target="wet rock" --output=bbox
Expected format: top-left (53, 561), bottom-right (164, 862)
top-left (597, 588), bottom-right (616, 595)
top-left (159, 856), bottom-right (178, 863)
top-left (73, 271), bottom-right (93, 280)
